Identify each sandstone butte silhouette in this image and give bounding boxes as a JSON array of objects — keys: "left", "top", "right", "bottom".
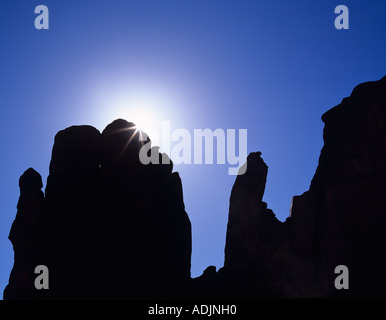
[{"left": 3, "top": 75, "right": 386, "bottom": 299}]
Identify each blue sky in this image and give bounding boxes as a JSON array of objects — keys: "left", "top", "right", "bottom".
[{"left": 1, "top": 0, "right": 385, "bottom": 298}]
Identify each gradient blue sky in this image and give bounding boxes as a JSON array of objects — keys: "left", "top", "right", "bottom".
[{"left": 1, "top": 0, "right": 385, "bottom": 298}]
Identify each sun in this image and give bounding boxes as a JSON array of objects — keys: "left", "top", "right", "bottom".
[
  {"left": 104, "top": 93, "right": 164, "bottom": 139},
  {"left": 92, "top": 83, "right": 179, "bottom": 146},
  {"left": 124, "top": 104, "right": 160, "bottom": 135},
  {"left": 121, "top": 105, "right": 162, "bottom": 146}
]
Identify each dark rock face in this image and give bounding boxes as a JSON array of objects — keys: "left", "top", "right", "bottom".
[
  {"left": 4, "top": 120, "right": 191, "bottom": 299},
  {"left": 306, "top": 75, "right": 386, "bottom": 297},
  {"left": 43, "top": 125, "right": 102, "bottom": 299},
  {"left": 222, "top": 152, "right": 289, "bottom": 297},
  {"left": 4, "top": 168, "right": 45, "bottom": 299},
  {"left": 4, "top": 76, "right": 386, "bottom": 299},
  {"left": 216, "top": 75, "right": 386, "bottom": 298},
  {"left": 99, "top": 120, "right": 191, "bottom": 298}
]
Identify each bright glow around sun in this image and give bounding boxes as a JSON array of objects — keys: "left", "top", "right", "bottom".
[
  {"left": 91, "top": 82, "right": 180, "bottom": 143},
  {"left": 122, "top": 104, "right": 160, "bottom": 134},
  {"left": 111, "top": 95, "right": 163, "bottom": 134}
]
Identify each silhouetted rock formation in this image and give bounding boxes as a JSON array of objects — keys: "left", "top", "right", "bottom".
[
  {"left": 4, "top": 120, "right": 191, "bottom": 299},
  {"left": 4, "top": 168, "right": 45, "bottom": 299},
  {"left": 222, "top": 152, "right": 290, "bottom": 297},
  {"left": 305, "top": 75, "right": 386, "bottom": 297},
  {"left": 4, "top": 75, "right": 386, "bottom": 299},
  {"left": 289, "top": 75, "right": 386, "bottom": 298},
  {"left": 201, "top": 75, "right": 386, "bottom": 299}
]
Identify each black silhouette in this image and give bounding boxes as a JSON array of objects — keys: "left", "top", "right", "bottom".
[{"left": 4, "top": 76, "right": 386, "bottom": 299}]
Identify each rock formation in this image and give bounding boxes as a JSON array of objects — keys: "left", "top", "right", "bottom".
[
  {"left": 204, "top": 75, "right": 386, "bottom": 298},
  {"left": 4, "top": 120, "right": 191, "bottom": 299},
  {"left": 4, "top": 168, "right": 45, "bottom": 299},
  {"left": 4, "top": 75, "right": 386, "bottom": 299},
  {"left": 222, "top": 152, "right": 291, "bottom": 297}
]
